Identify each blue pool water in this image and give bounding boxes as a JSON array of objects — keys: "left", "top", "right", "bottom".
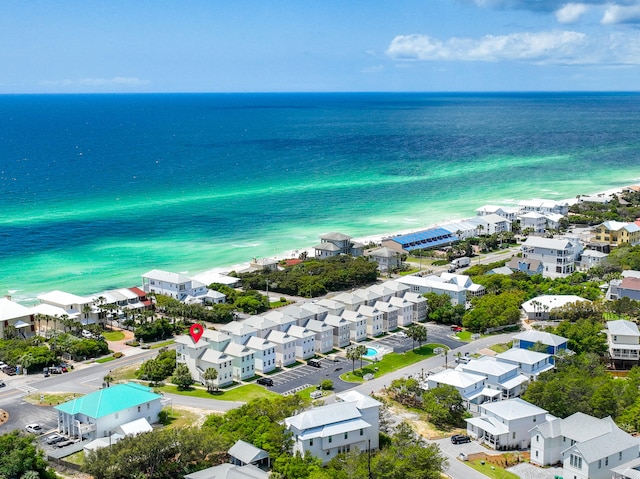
[{"left": 364, "top": 347, "right": 379, "bottom": 358}]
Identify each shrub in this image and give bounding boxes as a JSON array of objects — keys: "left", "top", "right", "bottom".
[{"left": 113, "top": 352, "right": 123, "bottom": 359}]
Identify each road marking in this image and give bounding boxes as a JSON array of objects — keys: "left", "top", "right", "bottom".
[
  {"left": 282, "top": 384, "right": 312, "bottom": 396},
  {"left": 17, "top": 385, "right": 37, "bottom": 393},
  {"left": 81, "top": 377, "right": 99, "bottom": 384}
]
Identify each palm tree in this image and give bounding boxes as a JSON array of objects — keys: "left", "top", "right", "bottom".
[
  {"left": 407, "top": 324, "right": 427, "bottom": 350},
  {"left": 203, "top": 367, "right": 219, "bottom": 393},
  {"left": 103, "top": 373, "right": 114, "bottom": 388},
  {"left": 355, "top": 344, "right": 367, "bottom": 370},
  {"left": 346, "top": 346, "right": 360, "bottom": 373}
]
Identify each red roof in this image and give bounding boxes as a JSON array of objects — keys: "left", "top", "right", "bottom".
[
  {"left": 621, "top": 277, "right": 640, "bottom": 292},
  {"left": 284, "top": 259, "right": 302, "bottom": 267}
]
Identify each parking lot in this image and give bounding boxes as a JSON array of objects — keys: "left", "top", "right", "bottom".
[
  {"left": 265, "top": 357, "right": 354, "bottom": 395},
  {"left": 0, "top": 398, "right": 58, "bottom": 436}
]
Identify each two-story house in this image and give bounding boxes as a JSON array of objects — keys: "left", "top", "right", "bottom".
[
  {"left": 520, "top": 237, "right": 583, "bottom": 277},
  {"left": 607, "top": 319, "right": 640, "bottom": 366},
  {"left": 1, "top": 297, "right": 35, "bottom": 339},
  {"left": 466, "top": 398, "right": 550, "bottom": 450},
  {"left": 459, "top": 357, "right": 528, "bottom": 399},
  {"left": 592, "top": 221, "right": 640, "bottom": 247},
  {"left": 426, "top": 369, "right": 499, "bottom": 409},
  {"left": 495, "top": 348, "right": 554, "bottom": 380}
]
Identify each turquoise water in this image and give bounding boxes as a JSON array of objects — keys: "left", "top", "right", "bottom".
[
  {"left": 364, "top": 347, "right": 379, "bottom": 358},
  {"left": 1, "top": 92, "right": 640, "bottom": 303}
]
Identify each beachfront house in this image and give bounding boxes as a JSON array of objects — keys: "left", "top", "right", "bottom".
[
  {"left": 518, "top": 199, "right": 569, "bottom": 216},
  {"left": 613, "top": 277, "right": 640, "bottom": 301},
  {"left": 475, "top": 205, "right": 518, "bottom": 221},
  {"left": 531, "top": 413, "right": 639, "bottom": 479},
  {"left": 141, "top": 269, "right": 210, "bottom": 302},
  {"left": 0, "top": 297, "right": 35, "bottom": 339},
  {"left": 313, "top": 232, "right": 364, "bottom": 258},
  {"left": 441, "top": 220, "right": 481, "bottom": 240},
  {"left": 466, "top": 398, "right": 549, "bottom": 450},
  {"left": 284, "top": 391, "right": 380, "bottom": 464},
  {"left": 381, "top": 227, "right": 457, "bottom": 254},
  {"left": 520, "top": 236, "right": 583, "bottom": 277},
  {"left": 37, "top": 290, "right": 100, "bottom": 327},
  {"left": 55, "top": 383, "right": 163, "bottom": 442},
  {"left": 468, "top": 214, "right": 512, "bottom": 235},
  {"left": 512, "top": 330, "right": 568, "bottom": 356},
  {"left": 607, "top": 319, "right": 640, "bottom": 366},
  {"left": 185, "top": 464, "right": 268, "bottom": 479},
  {"left": 521, "top": 295, "right": 590, "bottom": 321}
]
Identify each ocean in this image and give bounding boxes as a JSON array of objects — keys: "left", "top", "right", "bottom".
[{"left": 2, "top": 92, "right": 640, "bottom": 303}]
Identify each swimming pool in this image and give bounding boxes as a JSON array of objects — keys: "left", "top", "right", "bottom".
[{"left": 364, "top": 347, "right": 379, "bottom": 358}]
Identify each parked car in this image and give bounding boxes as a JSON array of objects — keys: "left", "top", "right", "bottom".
[
  {"left": 450, "top": 325, "right": 463, "bottom": 332},
  {"left": 25, "top": 424, "right": 43, "bottom": 434},
  {"left": 42, "top": 367, "right": 49, "bottom": 377},
  {"left": 396, "top": 331, "right": 408, "bottom": 338},
  {"left": 307, "top": 359, "right": 322, "bottom": 368},
  {"left": 257, "top": 377, "right": 274, "bottom": 387},
  {"left": 0, "top": 380, "right": 5, "bottom": 387},
  {"left": 451, "top": 434, "right": 471, "bottom": 444},
  {"left": 310, "top": 390, "right": 323, "bottom": 399},
  {"left": 50, "top": 367, "right": 62, "bottom": 374},
  {"left": 46, "top": 434, "right": 65, "bottom": 445},
  {"left": 81, "top": 330, "right": 93, "bottom": 339},
  {"left": 56, "top": 440, "right": 76, "bottom": 448}
]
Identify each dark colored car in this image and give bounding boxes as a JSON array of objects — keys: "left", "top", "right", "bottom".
[
  {"left": 257, "top": 377, "right": 274, "bottom": 387},
  {"left": 307, "top": 359, "right": 322, "bottom": 368},
  {"left": 42, "top": 367, "right": 50, "bottom": 377},
  {"left": 451, "top": 434, "right": 471, "bottom": 444},
  {"left": 56, "top": 440, "right": 75, "bottom": 448}
]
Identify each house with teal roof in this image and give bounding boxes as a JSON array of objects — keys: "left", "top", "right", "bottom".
[{"left": 55, "top": 382, "right": 163, "bottom": 441}]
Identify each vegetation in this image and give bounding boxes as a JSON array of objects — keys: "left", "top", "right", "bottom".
[
  {"left": 568, "top": 190, "right": 640, "bottom": 225},
  {"left": 423, "top": 293, "right": 465, "bottom": 325},
  {"left": 137, "top": 348, "right": 177, "bottom": 385},
  {"left": 0, "top": 338, "right": 56, "bottom": 373},
  {"left": 346, "top": 344, "right": 368, "bottom": 373},
  {"left": 0, "top": 430, "right": 58, "bottom": 479},
  {"left": 462, "top": 291, "right": 524, "bottom": 333},
  {"left": 406, "top": 323, "right": 427, "bottom": 349},
  {"left": 237, "top": 255, "right": 379, "bottom": 298},
  {"left": 171, "top": 363, "right": 194, "bottom": 390}
]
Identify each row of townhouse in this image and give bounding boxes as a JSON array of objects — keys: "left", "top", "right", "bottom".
[
  {"left": 427, "top": 347, "right": 555, "bottom": 409},
  {"left": 0, "top": 287, "right": 154, "bottom": 339},
  {"left": 394, "top": 272, "right": 485, "bottom": 306},
  {"left": 176, "top": 280, "right": 429, "bottom": 387},
  {"left": 465, "top": 397, "right": 640, "bottom": 479}
]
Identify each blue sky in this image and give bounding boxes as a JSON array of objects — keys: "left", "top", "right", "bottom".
[{"left": 2, "top": 0, "right": 640, "bottom": 93}]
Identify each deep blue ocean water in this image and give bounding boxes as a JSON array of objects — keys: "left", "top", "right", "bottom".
[{"left": 2, "top": 92, "right": 640, "bottom": 302}]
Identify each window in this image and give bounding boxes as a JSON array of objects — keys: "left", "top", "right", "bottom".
[
  {"left": 598, "top": 460, "right": 601, "bottom": 469},
  {"left": 620, "top": 452, "right": 623, "bottom": 461},
  {"left": 329, "top": 436, "right": 332, "bottom": 443},
  {"left": 606, "top": 457, "right": 608, "bottom": 466},
  {"left": 344, "top": 433, "right": 348, "bottom": 439},
  {"left": 536, "top": 435, "right": 539, "bottom": 442},
  {"left": 513, "top": 432, "right": 516, "bottom": 439},
  {"left": 535, "top": 451, "right": 538, "bottom": 458},
  {"left": 360, "top": 429, "right": 364, "bottom": 436},
  {"left": 137, "top": 406, "right": 141, "bottom": 412},
  {"left": 309, "top": 439, "right": 313, "bottom": 446}
]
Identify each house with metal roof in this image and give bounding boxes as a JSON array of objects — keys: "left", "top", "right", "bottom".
[
  {"left": 55, "top": 383, "right": 163, "bottom": 441},
  {"left": 495, "top": 348, "right": 554, "bottom": 379},
  {"left": 531, "top": 412, "right": 640, "bottom": 479},
  {"left": 381, "top": 227, "right": 457, "bottom": 253},
  {"left": 459, "top": 357, "right": 529, "bottom": 400},
  {"left": 467, "top": 214, "right": 512, "bottom": 235},
  {"left": 184, "top": 463, "right": 268, "bottom": 479},
  {"left": 285, "top": 391, "right": 380, "bottom": 464},
  {"left": 395, "top": 275, "right": 468, "bottom": 306},
  {"left": 521, "top": 294, "right": 590, "bottom": 321},
  {"left": 141, "top": 269, "right": 212, "bottom": 303},
  {"left": 520, "top": 236, "right": 583, "bottom": 277},
  {"left": 512, "top": 330, "right": 568, "bottom": 356},
  {"left": 228, "top": 439, "right": 270, "bottom": 468},
  {"left": 466, "top": 398, "right": 550, "bottom": 450},
  {"left": 592, "top": 220, "right": 640, "bottom": 247},
  {"left": 475, "top": 205, "right": 518, "bottom": 221},
  {"left": 0, "top": 297, "right": 35, "bottom": 339},
  {"left": 426, "top": 369, "right": 499, "bottom": 408},
  {"left": 612, "top": 457, "right": 640, "bottom": 479},
  {"left": 175, "top": 335, "right": 234, "bottom": 387},
  {"left": 242, "top": 315, "right": 279, "bottom": 339},
  {"left": 323, "top": 314, "right": 351, "bottom": 348},
  {"left": 365, "top": 246, "right": 402, "bottom": 272},
  {"left": 313, "top": 232, "right": 364, "bottom": 258},
  {"left": 607, "top": 320, "right": 640, "bottom": 366}
]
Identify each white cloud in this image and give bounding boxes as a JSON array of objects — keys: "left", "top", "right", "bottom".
[
  {"left": 555, "top": 3, "right": 589, "bottom": 23},
  {"left": 386, "top": 31, "right": 586, "bottom": 64},
  {"left": 602, "top": 4, "right": 640, "bottom": 23}
]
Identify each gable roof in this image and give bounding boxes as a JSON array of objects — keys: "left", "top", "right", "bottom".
[
  {"left": 512, "top": 330, "right": 567, "bottom": 347},
  {"left": 0, "top": 297, "right": 33, "bottom": 321},
  {"left": 480, "top": 398, "right": 547, "bottom": 420},
  {"left": 55, "top": 383, "right": 160, "bottom": 419},
  {"left": 496, "top": 348, "right": 552, "bottom": 365},
  {"left": 228, "top": 440, "right": 269, "bottom": 465},
  {"left": 285, "top": 402, "right": 362, "bottom": 431},
  {"left": 608, "top": 319, "right": 640, "bottom": 337},
  {"left": 142, "top": 269, "right": 191, "bottom": 284}
]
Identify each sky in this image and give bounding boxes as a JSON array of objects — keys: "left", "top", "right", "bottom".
[{"left": 2, "top": 0, "right": 640, "bottom": 93}]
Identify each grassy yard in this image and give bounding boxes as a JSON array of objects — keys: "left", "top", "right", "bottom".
[
  {"left": 151, "top": 340, "right": 175, "bottom": 349},
  {"left": 95, "top": 356, "right": 117, "bottom": 363},
  {"left": 110, "top": 363, "right": 140, "bottom": 382},
  {"left": 455, "top": 330, "right": 474, "bottom": 342},
  {"left": 489, "top": 342, "right": 511, "bottom": 354},
  {"left": 64, "top": 450, "right": 85, "bottom": 466},
  {"left": 102, "top": 330, "right": 125, "bottom": 341},
  {"left": 161, "top": 406, "right": 201, "bottom": 429},
  {"left": 154, "top": 383, "right": 281, "bottom": 401},
  {"left": 465, "top": 460, "right": 519, "bottom": 479},
  {"left": 340, "top": 343, "right": 444, "bottom": 383},
  {"left": 24, "top": 392, "right": 82, "bottom": 406}
]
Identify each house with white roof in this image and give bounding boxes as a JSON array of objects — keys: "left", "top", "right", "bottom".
[
  {"left": 495, "top": 348, "right": 554, "bottom": 380},
  {"left": 521, "top": 236, "right": 583, "bottom": 277},
  {"left": 476, "top": 205, "right": 518, "bottom": 221},
  {"left": 507, "top": 257, "right": 544, "bottom": 276},
  {"left": 518, "top": 199, "right": 569, "bottom": 216},
  {"left": 142, "top": 269, "right": 210, "bottom": 302},
  {"left": 184, "top": 464, "right": 268, "bottom": 479},
  {"left": 521, "top": 295, "right": 590, "bottom": 321},
  {"left": 388, "top": 296, "right": 414, "bottom": 327},
  {"left": 466, "top": 398, "right": 550, "bottom": 450},
  {"left": 373, "top": 301, "right": 399, "bottom": 332},
  {"left": 365, "top": 284, "right": 395, "bottom": 303},
  {"left": 314, "top": 298, "right": 346, "bottom": 316},
  {"left": 304, "top": 319, "right": 334, "bottom": 354},
  {"left": 426, "top": 369, "right": 499, "bottom": 408},
  {"left": 468, "top": 214, "right": 512, "bottom": 235},
  {"left": 459, "top": 357, "right": 529, "bottom": 399},
  {"left": 592, "top": 221, "right": 640, "bottom": 247},
  {"left": 300, "top": 303, "right": 329, "bottom": 322},
  {"left": 519, "top": 212, "right": 549, "bottom": 234},
  {"left": 441, "top": 220, "right": 482, "bottom": 240},
  {"left": 332, "top": 292, "right": 365, "bottom": 311},
  {"left": 175, "top": 335, "right": 234, "bottom": 387},
  {"left": 607, "top": 320, "right": 640, "bottom": 365},
  {"left": 512, "top": 330, "right": 568, "bottom": 356},
  {"left": 379, "top": 280, "right": 411, "bottom": 298},
  {"left": 285, "top": 391, "right": 380, "bottom": 464},
  {"left": 266, "top": 330, "right": 297, "bottom": 367},
  {"left": 353, "top": 288, "right": 382, "bottom": 307},
  {"left": 280, "top": 304, "right": 315, "bottom": 327},
  {"left": 218, "top": 321, "right": 257, "bottom": 345},
  {"left": 395, "top": 275, "right": 467, "bottom": 306},
  {"left": 262, "top": 310, "right": 297, "bottom": 332},
  {"left": 341, "top": 310, "right": 368, "bottom": 342},
  {"left": 402, "top": 292, "right": 428, "bottom": 322},
  {"left": 55, "top": 383, "right": 163, "bottom": 441},
  {"left": 579, "top": 249, "right": 609, "bottom": 271},
  {"left": 37, "top": 290, "right": 96, "bottom": 325},
  {"left": 200, "top": 329, "right": 232, "bottom": 351},
  {"left": 358, "top": 305, "right": 385, "bottom": 337},
  {"left": 242, "top": 315, "right": 279, "bottom": 339},
  {"left": 612, "top": 457, "right": 640, "bottom": 479},
  {"left": 245, "top": 336, "right": 276, "bottom": 374},
  {"left": 286, "top": 325, "right": 316, "bottom": 360},
  {"left": 324, "top": 314, "right": 351, "bottom": 348},
  {"left": 224, "top": 342, "right": 256, "bottom": 381},
  {"left": 0, "top": 297, "right": 35, "bottom": 339},
  {"left": 531, "top": 412, "right": 639, "bottom": 479}
]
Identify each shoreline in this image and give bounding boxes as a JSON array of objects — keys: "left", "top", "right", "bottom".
[
  {"left": 6, "top": 183, "right": 632, "bottom": 306},
  {"left": 190, "top": 184, "right": 629, "bottom": 284}
]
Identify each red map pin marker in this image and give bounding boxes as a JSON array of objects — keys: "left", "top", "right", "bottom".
[{"left": 189, "top": 323, "right": 204, "bottom": 343}]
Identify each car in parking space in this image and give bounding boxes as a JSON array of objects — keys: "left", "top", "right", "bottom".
[
  {"left": 257, "top": 377, "right": 274, "bottom": 386},
  {"left": 0, "top": 380, "right": 5, "bottom": 387},
  {"left": 450, "top": 325, "right": 463, "bottom": 332},
  {"left": 25, "top": 423, "right": 43, "bottom": 434},
  {"left": 307, "top": 359, "right": 322, "bottom": 368},
  {"left": 310, "top": 390, "right": 323, "bottom": 399},
  {"left": 45, "top": 433, "right": 66, "bottom": 445},
  {"left": 395, "top": 331, "right": 408, "bottom": 338},
  {"left": 451, "top": 434, "right": 471, "bottom": 444},
  {"left": 56, "top": 439, "right": 76, "bottom": 448}
]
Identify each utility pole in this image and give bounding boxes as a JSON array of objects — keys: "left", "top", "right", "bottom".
[{"left": 368, "top": 439, "right": 373, "bottom": 479}]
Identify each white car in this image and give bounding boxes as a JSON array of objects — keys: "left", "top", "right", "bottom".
[
  {"left": 81, "top": 330, "right": 93, "bottom": 338},
  {"left": 25, "top": 423, "right": 43, "bottom": 434},
  {"left": 396, "top": 331, "right": 408, "bottom": 338}
]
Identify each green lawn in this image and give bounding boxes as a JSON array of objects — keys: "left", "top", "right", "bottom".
[
  {"left": 456, "top": 331, "right": 473, "bottom": 342},
  {"left": 95, "top": 356, "right": 117, "bottom": 363},
  {"left": 465, "top": 460, "right": 519, "bottom": 479},
  {"left": 155, "top": 383, "right": 281, "bottom": 401},
  {"left": 24, "top": 392, "right": 83, "bottom": 406},
  {"left": 102, "top": 330, "right": 125, "bottom": 341},
  {"left": 151, "top": 340, "right": 175, "bottom": 349},
  {"left": 489, "top": 342, "right": 511, "bottom": 354},
  {"left": 340, "top": 343, "right": 444, "bottom": 383}
]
